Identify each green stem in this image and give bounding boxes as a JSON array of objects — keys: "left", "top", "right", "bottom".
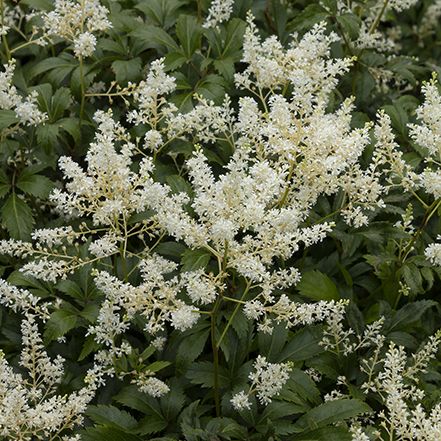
[
  {"left": 211, "top": 296, "right": 222, "bottom": 417},
  {"left": 10, "top": 38, "right": 41, "bottom": 55},
  {"left": 276, "top": 163, "right": 295, "bottom": 208},
  {"left": 369, "top": 0, "right": 390, "bottom": 34},
  {"left": 0, "top": 0, "right": 11, "bottom": 61},
  {"left": 216, "top": 283, "right": 251, "bottom": 349},
  {"left": 197, "top": 0, "right": 202, "bottom": 22},
  {"left": 400, "top": 199, "right": 441, "bottom": 264},
  {"left": 79, "top": 55, "right": 86, "bottom": 125}
]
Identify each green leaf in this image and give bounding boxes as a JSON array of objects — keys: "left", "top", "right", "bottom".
[
  {"left": 146, "top": 361, "right": 171, "bottom": 373},
  {"left": 16, "top": 172, "right": 54, "bottom": 198},
  {"left": 388, "top": 300, "right": 437, "bottom": 332},
  {"left": 186, "top": 361, "right": 229, "bottom": 388},
  {"left": 222, "top": 18, "right": 246, "bottom": 58},
  {"left": 82, "top": 427, "right": 142, "bottom": 441},
  {"left": 354, "top": 69, "right": 375, "bottom": 105},
  {"left": 51, "top": 87, "right": 72, "bottom": 120},
  {"left": 160, "top": 380, "right": 185, "bottom": 420},
  {"left": 195, "top": 74, "right": 225, "bottom": 103},
  {"left": 78, "top": 334, "right": 101, "bottom": 361},
  {"left": 166, "top": 174, "right": 193, "bottom": 195},
  {"left": 258, "top": 322, "right": 288, "bottom": 361},
  {"left": 135, "top": 0, "right": 184, "bottom": 29},
  {"left": 176, "top": 326, "right": 210, "bottom": 370},
  {"left": 0, "top": 169, "right": 10, "bottom": 198},
  {"left": 297, "top": 270, "right": 339, "bottom": 301},
  {"left": 86, "top": 405, "right": 138, "bottom": 430},
  {"left": 383, "top": 102, "right": 409, "bottom": 137},
  {"left": 399, "top": 263, "right": 423, "bottom": 295},
  {"left": 176, "top": 15, "right": 202, "bottom": 59},
  {"left": 57, "top": 279, "right": 84, "bottom": 300},
  {"left": 294, "top": 427, "right": 352, "bottom": 441},
  {"left": 1, "top": 194, "right": 34, "bottom": 239},
  {"left": 163, "top": 51, "right": 187, "bottom": 71},
  {"left": 0, "top": 110, "right": 19, "bottom": 130},
  {"left": 115, "top": 385, "right": 164, "bottom": 417},
  {"left": 131, "top": 25, "right": 179, "bottom": 53},
  {"left": 205, "top": 418, "right": 248, "bottom": 439},
  {"left": 111, "top": 58, "right": 142, "bottom": 83},
  {"left": 277, "top": 327, "right": 324, "bottom": 362},
  {"left": 29, "top": 55, "right": 77, "bottom": 83},
  {"left": 181, "top": 248, "right": 211, "bottom": 272},
  {"left": 292, "top": 399, "right": 371, "bottom": 432},
  {"left": 36, "top": 124, "right": 60, "bottom": 150},
  {"left": 259, "top": 401, "right": 305, "bottom": 422},
  {"left": 136, "top": 414, "right": 168, "bottom": 435},
  {"left": 336, "top": 13, "right": 361, "bottom": 39},
  {"left": 155, "top": 241, "right": 187, "bottom": 260},
  {"left": 20, "top": 0, "right": 52, "bottom": 10},
  {"left": 279, "top": 369, "right": 321, "bottom": 408},
  {"left": 58, "top": 117, "right": 81, "bottom": 143},
  {"left": 289, "top": 5, "right": 329, "bottom": 31},
  {"left": 44, "top": 309, "right": 78, "bottom": 342}
]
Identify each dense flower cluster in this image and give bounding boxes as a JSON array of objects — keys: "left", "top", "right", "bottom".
[
  {"left": 0, "top": 281, "right": 101, "bottom": 440},
  {"left": 231, "top": 355, "right": 292, "bottom": 409},
  {"left": 1, "top": 1, "right": 441, "bottom": 438},
  {"left": 0, "top": 60, "right": 46, "bottom": 126},
  {"left": 42, "top": 0, "right": 111, "bottom": 58}
]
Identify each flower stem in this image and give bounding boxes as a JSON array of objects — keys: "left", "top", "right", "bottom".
[{"left": 210, "top": 296, "right": 222, "bottom": 417}]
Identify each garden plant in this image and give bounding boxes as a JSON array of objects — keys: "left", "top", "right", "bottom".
[{"left": 1, "top": 0, "right": 441, "bottom": 439}]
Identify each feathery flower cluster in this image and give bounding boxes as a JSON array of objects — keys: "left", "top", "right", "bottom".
[
  {"left": 425, "top": 237, "right": 441, "bottom": 267},
  {"left": 0, "top": 280, "right": 101, "bottom": 440},
  {"left": 354, "top": 332, "right": 441, "bottom": 440},
  {"left": 0, "top": 2, "right": 23, "bottom": 36},
  {"left": 409, "top": 77, "right": 441, "bottom": 161},
  {"left": 42, "top": 0, "right": 111, "bottom": 58},
  {"left": 321, "top": 312, "right": 385, "bottom": 356},
  {"left": 0, "top": 15, "right": 392, "bottom": 346},
  {"left": 235, "top": 15, "right": 353, "bottom": 109},
  {"left": 231, "top": 356, "right": 292, "bottom": 409},
  {"left": 203, "top": 0, "right": 234, "bottom": 29},
  {"left": 127, "top": 58, "right": 176, "bottom": 127},
  {"left": 134, "top": 373, "right": 170, "bottom": 398},
  {"left": 406, "top": 78, "right": 441, "bottom": 268},
  {"left": 0, "top": 60, "right": 46, "bottom": 126},
  {"left": 88, "top": 254, "right": 205, "bottom": 344}
]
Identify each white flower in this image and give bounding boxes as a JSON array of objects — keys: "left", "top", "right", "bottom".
[
  {"left": 425, "top": 237, "right": 441, "bottom": 267},
  {"left": 73, "top": 31, "right": 97, "bottom": 58},
  {"left": 249, "top": 356, "right": 292, "bottom": 405},
  {"left": 0, "top": 60, "right": 47, "bottom": 126},
  {"left": 88, "top": 233, "right": 119, "bottom": 258},
  {"left": 170, "top": 304, "right": 199, "bottom": 331},
  {"left": 389, "top": 0, "right": 419, "bottom": 12},
  {"left": 43, "top": 0, "right": 111, "bottom": 59},
  {"left": 203, "top": 0, "right": 234, "bottom": 29},
  {"left": 0, "top": 314, "right": 99, "bottom": 440},
  {"left": 230, "top": 391, "right": 252, "bottom": 410},
  {"left": 151, "top": 336, "right": 167, "bottom": 351},
  {"left": 135, "top": 375, "right": 169, "bottom": 397},
  {"left": 181, "top": 269, "right": 219, "bottom": 305},
  {"left": 14, "top": 91, "right": 47, "bottom": 125},
  {"left": 409, "top": 77, "right": 441, "bottom": 159},
  {"left": 127, "top": 59, "right": 176, "bottom": 126},
  {"left": 350, "top": 426, "right": 371, "bottom": 441},
  {"left": 421, "top": 170, "right": 441, "bottom": 199}
]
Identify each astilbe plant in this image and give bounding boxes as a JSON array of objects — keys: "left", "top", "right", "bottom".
[
  {"left": 1, "top": 0, "right": 441, "bottom": 439},
  {"left": 0, "top": 14, "right": 383, "bottom": 427},
  {"left": 0, "top": 282, "right": 103, "bottom": 441}
]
